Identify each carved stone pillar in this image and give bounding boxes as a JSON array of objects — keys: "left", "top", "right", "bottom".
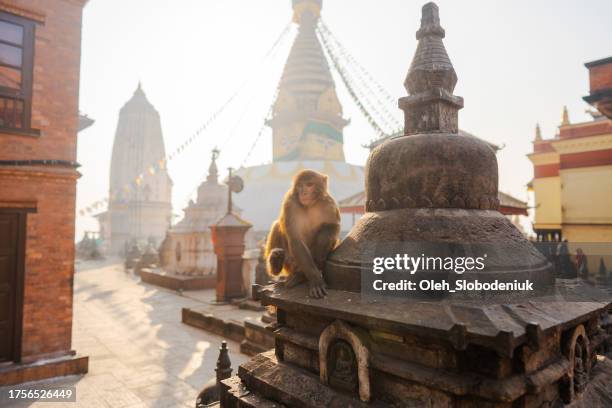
[{"left": 210, "top": 213, "right": 251, "bottom": 303}]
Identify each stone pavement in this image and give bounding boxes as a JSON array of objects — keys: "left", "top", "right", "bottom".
[{"left": 0, "top": 259, "right": 247, "bottom": 408}]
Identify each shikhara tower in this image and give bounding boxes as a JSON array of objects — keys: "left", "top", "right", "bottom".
[
  {"left": 268, "top": 0, "right": 348, "bottom": 162},
  {"left": 103, "top": 84, "right": 173, "bottom": 254}
]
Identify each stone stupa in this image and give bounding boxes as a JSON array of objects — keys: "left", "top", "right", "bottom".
[{"left": 219, "top": 3, "right": 612, "bottom": 407}]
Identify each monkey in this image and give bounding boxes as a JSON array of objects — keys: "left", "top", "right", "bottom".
[{"left": 265, "top": 169, "right": 340, "bottom": 298}]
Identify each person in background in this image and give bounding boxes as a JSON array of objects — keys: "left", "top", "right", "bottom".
[
  {"left": 575, "top": 248, "right": 589, "bottom": 280},
  {"left": 557, "top": 239, "right": 576, "bottom": 278}
]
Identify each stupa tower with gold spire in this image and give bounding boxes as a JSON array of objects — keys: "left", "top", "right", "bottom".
[
  {"left": 234, "top": 0, "right": 364, "bottom": 234},
  {"left": 267, "top": 0, "right": 349, "bottom": 162}
]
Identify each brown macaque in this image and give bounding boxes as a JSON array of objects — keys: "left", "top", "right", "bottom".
[{"left": 265, "top": 169, "right": 340, "bottom": 298}]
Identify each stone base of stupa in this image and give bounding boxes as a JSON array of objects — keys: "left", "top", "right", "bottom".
[
  {"left": 219, "top": 351, "right": 612, "bottom": 408},
  {"left": 219, "top": 284, "right": 612, "bottom": 407}
]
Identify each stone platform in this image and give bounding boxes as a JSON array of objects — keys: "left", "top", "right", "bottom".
[
  {"left": 140, "top": 268, "right": 216, "bottom": 291},
  {"left": 221, "top": 282, "right": 611, "bottom": 406},
  {"left": 222, "top": 350, "right": 612, "bottom": 407},
  {"left": 181, "top": 289, "right": 275, "bottom": 356}
]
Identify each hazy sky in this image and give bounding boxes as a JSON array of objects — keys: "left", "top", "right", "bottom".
[{"left": 76, "top": 0, "right": 612, "bottom": 238}]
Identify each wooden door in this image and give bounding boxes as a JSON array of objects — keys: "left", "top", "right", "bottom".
[{"left": 0, "top": 212, "right": 24, "bottom": 363}]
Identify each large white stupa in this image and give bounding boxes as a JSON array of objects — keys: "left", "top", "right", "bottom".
[{"left": 233, "top": 0, "right": 365, "bottom": 235}]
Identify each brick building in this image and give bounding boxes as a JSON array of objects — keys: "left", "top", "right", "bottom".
[
  {"left": 0, "top": 0, "right": 88, "bottom": 385},
  {"left": 528, "top": 57, "right": 612, "bottom": 245},
  {"left": 583, "top": 56, "right": 612, "bottom": 119}
]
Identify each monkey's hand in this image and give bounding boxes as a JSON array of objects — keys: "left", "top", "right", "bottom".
[
  {"left": 307, "top": 273, "right": 328, "bottom": 299},
  {"left": 267, "top": 248, "right": 285, "bottom": 275}
]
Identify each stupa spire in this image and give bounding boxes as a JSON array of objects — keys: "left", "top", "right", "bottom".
[
  {"left": 561, "top": 105, "right": 570, "bottom": 126},
  {"left": 207, "top": 147, "right": 220, "bottom": 183},
  {"left": 267, "top": 0, "right": 347, "bottom": 162},
  {"left": 535, "top": 123, "right": 542, "bottom": 141},
  {"left": 292, "top": 0, "right": 322, "bottom": 25},
  {"left": 281, "top": 0, "right": 332, "bottom": 92},
  {"left": 134, "top": 80, "right": 145, "bottom": 96},
  {"left": 399, "top": 2, "right": 464, "bottom": 135},
  {"left": 125, "top": 81, "right": 154, "bottom": 111}
]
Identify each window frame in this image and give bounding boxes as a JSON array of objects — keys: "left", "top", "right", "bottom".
[{"left": 0, "top": 11, "right": 37, "bottom": 136}]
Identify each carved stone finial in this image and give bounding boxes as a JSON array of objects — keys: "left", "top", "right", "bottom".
[
  {"left": 418, "top": 2, "right": 442, "bottom": 34},
  {"left": 561, "top": 105, "right": 570, "bottom": 126},
  {"left": 207, "top": 148, "right": 220, "bottom": 183},
  {"left": 196, "top": 341, "right": 233, "bottom": 407},
  {"left": 399, "top": 2, "right": 463, "bottom": 135},
  {"left": 535, "top": 123, "right": 542, "bottom": 141},
  {"left": 215, "top": 341, "right": 232, "bottom": 383}
]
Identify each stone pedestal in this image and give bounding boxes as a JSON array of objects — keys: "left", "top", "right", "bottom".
[
  {"left": 222, "top": 284, "right": 610, "bottom": 407},
  {"left": 210, "top": 213, "right": 251, "bottom": 303}
]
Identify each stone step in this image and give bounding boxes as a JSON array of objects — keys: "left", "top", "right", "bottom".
[
  {"left": 235, "top": 299, "right": 267, "bottom": 312},
  {"left": 240, "top": 319, "right": 275, "bottom": 356},
  {"left": 140, "top": 268, "right": 216, "bottom": 291},
  {"left": 221, "top": 375, "right": 286, "bottom": 408},
  {"left": 223, "top": 351, "right": 384, "bottom": 408},
  {"left": 182, "top": 307, "right": 245, "bottom": 343},
  {"left": 183, "top": 303, "right": 276, "bottom": 355}
]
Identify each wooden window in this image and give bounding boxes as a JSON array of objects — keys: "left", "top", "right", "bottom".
[{"left": 0, "top": 12, "right": 36, "bottom": 134}]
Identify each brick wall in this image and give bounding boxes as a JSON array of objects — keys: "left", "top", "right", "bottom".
[
  {"left": 588, "top": 61, "right": 612, "bottom": 94},
  {"left": 0, "top": 0, "right": 83, "bottom": 162},
  {"left": 559, "top": 119, "right": 612, "bottom": 140},
  {"left": 0, "top": 0, "right": 86, "bottom": 363},
  {"left": 533, "top": 140, "right": 555, "bottom": 153}
]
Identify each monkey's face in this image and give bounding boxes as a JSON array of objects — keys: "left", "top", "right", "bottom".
[{"left": 296, "top": 179, "right": 318, "bottom": 207}]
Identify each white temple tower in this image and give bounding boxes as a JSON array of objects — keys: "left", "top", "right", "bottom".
[{"left": 102, "top": 84, "right": 173, "bottom": 254}]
